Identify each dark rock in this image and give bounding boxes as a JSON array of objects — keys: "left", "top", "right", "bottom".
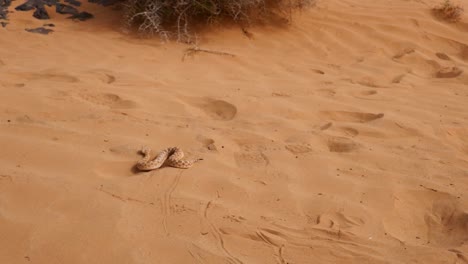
[
  {"left": 1, "top": 0, "right": 11, "bottom": 9},
  {"left": 1, "top": 0, "right": 12, "bottom": 19},
  {"left": 1, "top": 0, "right": 12, "bottom": 6},
  {"left": 43, "top": 0, "right": 57, "bottom": 6},
  {"left": 1, "top": 21, "right": 7, "bottom": 27},
  {"left": 15, "top": 0, "right": 55, "bottom": 12},
  {"left": 64, "top": 0, "right": 81, "bottom": 6},
  {"left": 0, "top": 10, "right": 7, "bottom": 20},
  {"left": 33, "top": 5, "right": 49, "bottom": 19},
  {"left": 15, "top": 0, "right": 38, "bottom": 11},
  {"left": 25, "top": 27, "right": 53, "bottom": 34},
  {"left": 15, "top": 0, "right": 58, "bottom": 22},
  {"left": 89, "top": 0, "right": 118, "bottom": 6},
  {"left": 43, "top": 23, "right": 55, "bottom": 27},
  {"left": 68, "top": 11, "right": 93, "bottom": 21},
  {"left": 56, "top": 3, "right": 78, "bottom": 15}
]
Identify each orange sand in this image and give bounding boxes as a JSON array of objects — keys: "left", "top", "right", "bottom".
[{"left": 1, "top": 0, "right": 468, "bottom": 263}]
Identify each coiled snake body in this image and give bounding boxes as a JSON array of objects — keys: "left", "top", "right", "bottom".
[{"left": 136, "top": 147, "right": 202, "bottom": 171}]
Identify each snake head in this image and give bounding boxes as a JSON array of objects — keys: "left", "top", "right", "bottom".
[{"left": 139, "top": 147, "right": 151, "bottom": 155}]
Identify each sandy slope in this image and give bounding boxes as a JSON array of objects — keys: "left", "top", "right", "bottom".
[{"left": 1, "top": 0, "right": 468, "bottom": 263}]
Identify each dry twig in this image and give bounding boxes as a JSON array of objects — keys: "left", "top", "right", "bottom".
[{"left": 182, "top": 46, "right": 237, "bottom": 61}]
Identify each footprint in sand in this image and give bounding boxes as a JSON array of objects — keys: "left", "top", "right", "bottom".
[
  {"left": 316, "top": 212, "right": 365, "bottom": 229},
  {"left": 82, "top": 70, "right": 117, "bottom": 84},
  {"left": 272, "top": 92, "right": 291, "bottom": 97},
  {"left": 355, "top": 77, "right": 384, "bottom": 88},
  {"left": 320, "top": 122, "right": 333, "bottom": 131},
  {"left": 200, "top": 98, "right": 237, "bottom": 121},
  {"left": 392, "top": 74, "right": 405, "bottom": 84},
  {"left": 21, "top": 71, "right": 79, "bottom": 83},
  {"left": 327, "top": 136, "right": 359, "bottom": 153},
  {"left": 460, "top": 44, "right": 468, "bottom": 61},
  {"left": 385, "top": 191, "right": 468, "bottom": 248},
  {"left": 79, "top": 93, "right": 137, "bottom": 109},
  {"left": 197, "top": 135, "right": 217, "bottom": 151},
  {"left": 285, "top": 144, "right": 313, "bottom": 154},
  {"left": 320, "top": 111, "right": 384, "bottom": 123},
  {"left": 337, "top": 127, "right": 359, "bottom": 137},
  {"left": 351, "top": 90, "right": 382, "bottom": 101},
  {"left": 106, "top": 74, "right": 116, "bottom": 84},
  {"left": 393, "top": 48, "right": 415, "bottom": 59},
  {"left": 311, "top": 69, "right": 325, "bottom": 75},
  {"left": 234, "top": 152, "right": 269, "bottom": 168},
  {"left": 435, "top": 67, "right": 463, "bottom": 78},
  {"left": 426, "top": 197, "right": 468, "bottom": 247},
  {"left": 361, "top": 90, "right": 377, "bottom": 96},
  {"left": 435, "top": 52, "right": 451, "bottom": 61}
]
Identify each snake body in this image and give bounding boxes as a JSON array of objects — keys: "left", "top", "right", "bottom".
[{"left": 137, "top": 147, "right": 202, "bottom": 171}]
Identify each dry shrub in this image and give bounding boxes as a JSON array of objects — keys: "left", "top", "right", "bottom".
[
  {"left": 122, "top": 0, "right": 314, "bottom": 41},
  {"left": 432, "top": 0, "right": 464, "bottom": 22}
]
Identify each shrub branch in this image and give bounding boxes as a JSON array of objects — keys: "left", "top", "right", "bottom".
[{"left": 122, "top": 0, "right": 314, "bottom": 41}]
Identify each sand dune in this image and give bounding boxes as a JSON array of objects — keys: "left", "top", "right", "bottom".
[{"left": 1, "top": 0, "right": 468, "bottom": 263}]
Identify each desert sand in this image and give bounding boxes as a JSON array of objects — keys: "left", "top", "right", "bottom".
[{"left": 1, "top": 0, "right": 468, "bottom": 263}]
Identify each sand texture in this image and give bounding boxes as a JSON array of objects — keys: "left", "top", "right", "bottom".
[{"left": 1, "top": 0, "right": 468, "bottom": 263}]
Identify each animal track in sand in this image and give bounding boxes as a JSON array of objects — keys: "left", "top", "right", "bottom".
[
  {"left": 272, "top": 92, "right": 291, "bottom": 97},
  {"left": 392, "top": 74, "right": 405, "bottom": 84},
  {"left": 392, "top": 50, "right": 444, "bottom": 77},
  {"left": 460, "top": 44, "right": 468, "bottom": 61},
  {"left": 393, "top": 48, "right": 415, "bottom": 59},
  {"left": 337, "top": 127, "right": 359, "bottom": 137},
  {"left": 351, "top": 90, "right": 382, "bottom": 101},
  {"left": 441, "top": 126, "right": 468, "bottom": 156},
  {"left": 285, "top": 144, "right": 313, "bottom": 154},
  {"left": 198, "top": 98, "right": 237, "bottom": 121},
  {"left": 320, "top": 122, "right": 333, "bottom": 131},
  {"left": 435, "top": 67, "right": 463, "bottom": 78},
  {"left": 326, "top": 136, "right": 359, "bottom": 153},
  {"left": 316, "top": 213, "right": 365, "bottom": 229},
  {"left": 171, "top": 204, "right": 196, "bottom": 214},
  {"left": 311, "top": 69, "right": 325, "bottom": 75},
  {"left": 105, "top": 74, "right": 116, "bottom": 84},
  {"left": 385, "top": 191, "right": 468, "bottom": 248},
  {"left": 426, "top": 197, "right": 468, "bottom": 247},
  {"left": 20, "top": 71, "right": 79, "bottom": 83},
  {"left": 79, "top": 93, "right": 137, "bottom": 109},
  {"left": 327, "top": 123, "right": 419, "bottom": 139},
  {"left": 197, "top": 135, "right": 217, "bottom": 151},
  {"left": 235, "top": 136, "right": 283, "bottom": 152},
  {"left": 435, "top": 52, "right": 450, "bottom": 60},
  {"left": 355, "top": 77, "right": 384, "bottom": 88},
  {"left": 223, "top": 215, "right": 246, "bottom": 223},
  {"left": 234, "top": 152, "right": 269, "bottom": 168},
  {"left": 202, "top": 201, "right": 242, "bottom": 263},
  {"left": 361, "top": 90, "right": 377, "bottom": 96},
  {"left": 383, "top": 188, "right": 468, "bottom": 249},
  {"left": 82, "top": 70, "right": 117, "bottom": 84},
  {"left": 320, "top": 111, "right": 384, "bottom": 123},
  {"left": 101, "top": 93, "right": 137, "bottom": 108}
]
